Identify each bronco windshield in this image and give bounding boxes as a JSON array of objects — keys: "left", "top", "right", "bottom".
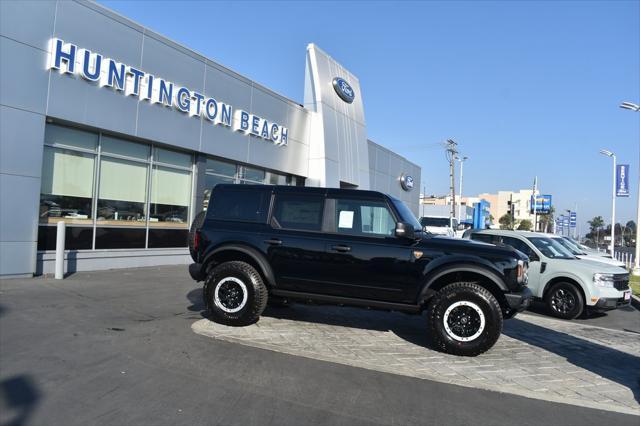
[
  {"left": 526, "top": 237, "right": 576, "bottom": 259},
  {"left": 390, "top": 198, "right": 423, "bottom": 231}
]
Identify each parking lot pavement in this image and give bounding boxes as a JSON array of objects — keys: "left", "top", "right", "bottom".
[
  {"left": 194, "top": 301, "right": 640, "bottom": 415},
  {"left": 1, "top": 266, "right": 639, "bottom": 426},
  {"left": 525, "top": 301, "right": 640, "bottom": 334}
]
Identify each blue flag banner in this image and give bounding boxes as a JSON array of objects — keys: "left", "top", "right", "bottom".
[
  {"left": 616, "top": 164, "right": 630, "bottom": 197},
  {"left": 569, "top": 212, "right": 576, "bottom": 228}
]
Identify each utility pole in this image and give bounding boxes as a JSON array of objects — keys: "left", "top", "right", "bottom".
[
  {"left": 445, "top": 139, "right": 458, "bottom": 221},
  {"left": 457, "top": 156, "right": 468, "bottom": 222}
]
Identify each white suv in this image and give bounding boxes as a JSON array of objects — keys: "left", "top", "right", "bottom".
[
  {"left": 466, "top": 230, "right": 631, "bottom": 319},
  {"left": 551, "top": 236, "right": 626, "bottom": 268},
  {"left": 420, "top": 216, "right": 456, "bottom": 238}
]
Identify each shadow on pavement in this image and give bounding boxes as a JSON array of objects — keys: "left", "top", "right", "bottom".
[
  {"left": 503, "top": 319, "right": 640, "bottom": 405},
  {"left": 0, "top": 375, "right": 41, "bottom": 426},
  {"left": 186, "top": 288, "right": 206, "bottom": 314}
]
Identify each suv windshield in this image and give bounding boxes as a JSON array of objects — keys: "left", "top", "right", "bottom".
[
  {"left": 420, "top": 217, "right": 450, "bottom": 227},
  {"left": 526, "top": 237, "right": 576, "bottom": 259},
  {"left": 553, "top": 238, "right": 585, "bottom": 255},
  {"left": 390, "top": 198, "right": 422, "bottom": 231}
]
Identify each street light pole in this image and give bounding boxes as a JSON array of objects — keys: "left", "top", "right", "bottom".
[
  {"left": 599, "top": 149, "right": 616, "bottom": 257},
  {"left": 620, "top": 101, "right": 640, "bottom": 275}
]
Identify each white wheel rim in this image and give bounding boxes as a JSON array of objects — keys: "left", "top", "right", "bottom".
[
  {"left": 443, "top": 301, "right": 486, "bottom": 342},
  {"left": 214, "top": 277, "right": 248, "bottom": 313}
]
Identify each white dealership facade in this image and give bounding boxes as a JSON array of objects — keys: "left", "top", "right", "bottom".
[{"left": 0, "top": 0, "right": 421, "bottom": 277}]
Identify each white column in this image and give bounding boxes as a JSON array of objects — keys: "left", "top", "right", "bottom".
[{"left": 55, "top": 221, "right": 66, "bottom": 280}]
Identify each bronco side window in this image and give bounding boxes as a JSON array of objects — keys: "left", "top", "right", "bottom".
[
  {"left": 208, "top": 188, "right": 269, "bottom": 223},
  {"left": 271, "top": 194, "right": 324, "bottom": 231},
  {"left": 332, "top": 198, "right": 396, "bottom": 237}
]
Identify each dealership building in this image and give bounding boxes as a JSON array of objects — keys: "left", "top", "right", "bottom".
[{"left": 0, "top": 0, "right": 421, "bottom": 278}]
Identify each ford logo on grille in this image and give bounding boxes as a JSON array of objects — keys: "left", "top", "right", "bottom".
[{"left": 332, "top": 77, "right": 355, "bottom": 104}]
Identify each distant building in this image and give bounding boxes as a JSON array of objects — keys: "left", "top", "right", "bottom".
[
  {"left": 476, "top": 190, "right": 539, "bottom": 223},
  {"left": 421, "top": 189, "right": 546, "bottom": 227}
]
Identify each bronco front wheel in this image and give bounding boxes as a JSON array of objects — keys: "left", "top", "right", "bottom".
[{"left": 427, "top": 282, "right": 503, "bottom": 356}]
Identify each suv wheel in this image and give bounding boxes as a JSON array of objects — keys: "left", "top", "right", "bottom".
[
  {"left": 188, "top": 211, "right": 207, "bottom": 262},
  {"left": 545, "top": 282, "right": 584, "bottom": 320},
  {"left": 427, "top": 282, "right": 503, "bottom": 356},
  {"left": 205, "top": 261, "right": 268, "bottom": 326}
]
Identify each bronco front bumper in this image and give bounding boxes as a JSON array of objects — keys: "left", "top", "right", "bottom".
[{"left": 505, "top": 287, "right": 533, "bottom": 313}]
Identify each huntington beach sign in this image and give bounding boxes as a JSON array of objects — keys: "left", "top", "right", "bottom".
[{"left": 47, "top": 38, "right": 289, "bottom": 146}]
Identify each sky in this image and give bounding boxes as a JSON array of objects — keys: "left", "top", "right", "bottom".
[{"left": 100, "top": 0, "right": 640, "bottom": 234}]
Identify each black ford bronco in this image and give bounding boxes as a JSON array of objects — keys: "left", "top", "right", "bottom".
[{"left": 188, "top": 184, "right": 532, "bottom": 356}]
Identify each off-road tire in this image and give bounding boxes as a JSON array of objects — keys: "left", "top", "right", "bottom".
[
  {"left": 205, "top": 261, "right": 268, "bottom": 326},
  {"left": 427, "top": 282, "right": 503, "bottom": 356},
  {"left": 545, "top": 282, "right": 584, "bottom": 320},
  {"left": 188, "top": 211, "right": 207, "bottom": 261}
]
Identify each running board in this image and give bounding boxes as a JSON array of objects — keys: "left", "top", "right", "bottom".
[{"left": 270, "top": 289, "right": 421, "bottom": 314}]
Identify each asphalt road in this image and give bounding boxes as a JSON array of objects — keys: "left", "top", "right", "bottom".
[{"left": 1, "top": 266, "right": 638, "bottom": 426}]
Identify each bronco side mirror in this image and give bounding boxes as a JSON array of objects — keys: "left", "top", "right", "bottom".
[
  {"left": 529, "top": 253, "right": 540, "bottom": 262},
  {"left": 395, "top": 222, "right": 416, "bottom": 239}
]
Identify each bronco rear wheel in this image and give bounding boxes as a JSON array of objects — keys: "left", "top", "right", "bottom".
[
  {"left": 427, "top": 282, "right": 503, "bottom": 356},
  {"left": 205, "top": 261, "right": 268, "bottom": 326}
]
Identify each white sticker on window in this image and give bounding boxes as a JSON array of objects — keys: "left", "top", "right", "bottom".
[{"left": 338, "top": 211, "right": 354, "bottom": 229}]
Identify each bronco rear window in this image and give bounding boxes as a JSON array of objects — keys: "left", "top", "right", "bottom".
[{"left": 208, "top": 188, "right": 270, "bottom": 223}]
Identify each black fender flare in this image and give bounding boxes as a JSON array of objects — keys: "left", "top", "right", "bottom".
[
  {"left": 417, "top": 262, "right": 508, "bottom": 304},
  {"left": 202, "top": 243, "right": 276, "bottom": 287}
]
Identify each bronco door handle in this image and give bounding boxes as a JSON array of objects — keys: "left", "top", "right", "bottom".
[
  {"left": 264, "top": 238, "right": 282, "bottom": 246},
  {"left": 331, "top": 245, "right": 351, "bottom": 252}
]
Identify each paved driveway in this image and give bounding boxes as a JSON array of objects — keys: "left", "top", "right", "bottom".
[
  {"left": 194, "top": 296, "right": 640, "bottom": 414},
  {"left": 1, "top": 265, "right": 639, "bottom": 425}
]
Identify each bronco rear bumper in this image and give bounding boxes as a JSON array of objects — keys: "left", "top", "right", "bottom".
[
  {"left": 189, "top": 263, "right": 206, "bottom": 282},
  {"left": 505, "top": 287, "right": 533, "bottom": 313}
]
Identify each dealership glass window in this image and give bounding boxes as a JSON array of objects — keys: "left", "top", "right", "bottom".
[
  {"left": 149, "top": 148, "right": 192, "bottom": 228},
  {"left": 97, "top": 156, "right": 148, "bottom": 225},
  {"left": 206, "top": 158, "right": 237, "bottom": 177},
  {"left": 102, "top": 136, "right": 150, "bottom": 160},
  {"left": 240, "top": 166, "right": 265, "bottom": 184},
  {"left": 39, "top": 146, "right": 95, "bottom": 225},
  {"left": 266, "top": 172, "right": 288, "bottom": 185},
  {"left": 44, "top": 124, "right": 98, "bottom": 151}
]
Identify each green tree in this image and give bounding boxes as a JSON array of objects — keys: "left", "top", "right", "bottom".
[
  {"left": 587, "top": 216, "right": 605, "bottom": 245},
  {"left": 517, "top": 219, "right": 533, "bottom": 231},
  {"left": 498, "top": 213, "right": 516, "bottom": 230}
]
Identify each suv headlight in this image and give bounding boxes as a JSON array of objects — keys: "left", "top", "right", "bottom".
[{"left": 593, "top": 273, "right": 615, "bottom": 288}]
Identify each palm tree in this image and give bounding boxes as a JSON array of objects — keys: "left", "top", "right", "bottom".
[{"left": 588, "top": 216, "right": 605, "bottom": 245}]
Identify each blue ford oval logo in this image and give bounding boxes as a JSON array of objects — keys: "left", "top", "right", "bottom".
[
  {"left": 332, "top": 77, "right": 355, "bottom": 104},
  {"left": 400, "top": 174, "right": 414, "bottom": 191}
]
